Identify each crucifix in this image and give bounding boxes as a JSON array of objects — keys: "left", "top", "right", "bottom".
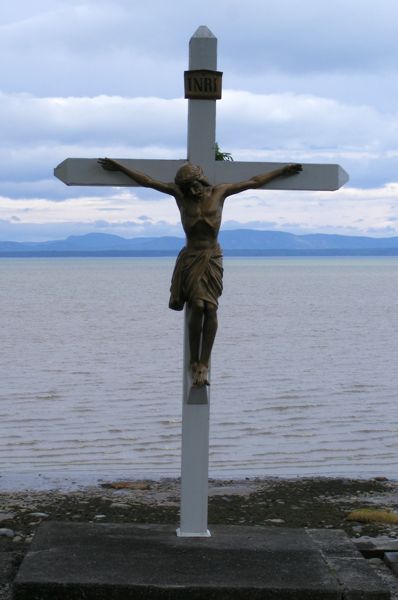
[{"left": 55, "top": 26, "right": 348, "bottom": 538}]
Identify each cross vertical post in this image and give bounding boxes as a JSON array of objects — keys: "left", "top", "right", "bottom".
[{"left": 177, "top": 26, "right": 218, "bottom": 538}]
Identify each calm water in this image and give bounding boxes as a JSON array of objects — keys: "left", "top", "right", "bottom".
[{"left": 0, "top": 257, "right": 397, "bottom": 488}]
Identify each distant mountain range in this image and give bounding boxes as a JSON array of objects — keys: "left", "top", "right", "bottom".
[{"left": 1, "top": 230, "right": 398, "bottom": 256}]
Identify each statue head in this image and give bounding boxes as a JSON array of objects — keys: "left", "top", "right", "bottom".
[{"left": 174, "top": 163, "right": 210, "bottom": 190}]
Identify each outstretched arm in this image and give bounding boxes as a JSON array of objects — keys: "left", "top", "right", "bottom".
[
  {"left": 220, "top": 163, "right": 302, "bottom": 198},
  {"left": 98, "top": 158, "right": 179, "bottom": 196}
]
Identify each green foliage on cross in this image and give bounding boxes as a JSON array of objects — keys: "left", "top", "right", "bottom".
[{"left": 214, "top": 142, "right": 233, "bottom": 162}]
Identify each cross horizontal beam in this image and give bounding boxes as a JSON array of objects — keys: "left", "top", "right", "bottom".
[
  {"left": 55, "top": 158, "right": 348, "bottom": 191},
  {"left": 214, "top": 161, "right": 349, "bottom": 191},
  {"left": 54, "top": 158, "right": 186, "bottom": 188}
]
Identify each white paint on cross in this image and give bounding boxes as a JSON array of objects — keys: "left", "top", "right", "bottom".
[{"left": 55, "top": 25, "right": 349, "bottom": 538}]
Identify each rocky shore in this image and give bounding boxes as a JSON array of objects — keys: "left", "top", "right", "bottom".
[{"left": 1, "top": 476, "right": 398, "bottom": 599}]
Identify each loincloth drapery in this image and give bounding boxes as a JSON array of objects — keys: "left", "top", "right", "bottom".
[{"left": 169, "top": 244, "right": 223, "bottom": 311}]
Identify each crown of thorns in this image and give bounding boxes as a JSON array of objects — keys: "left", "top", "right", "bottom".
[{"left": 174, "top": 163, "right": 209, "bottom": 186}]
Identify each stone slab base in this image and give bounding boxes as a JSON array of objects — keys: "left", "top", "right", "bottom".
[{"left": 13, "top": 523, "right": 390, "bottom": 599}]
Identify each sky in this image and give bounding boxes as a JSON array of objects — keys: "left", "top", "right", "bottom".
[{"left": 1, "top": 0, "right": 398, "bottom": 242}]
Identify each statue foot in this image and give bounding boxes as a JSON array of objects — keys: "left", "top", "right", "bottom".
[{"left": 191, "top": 362, "right": 210, "bottom": 387}]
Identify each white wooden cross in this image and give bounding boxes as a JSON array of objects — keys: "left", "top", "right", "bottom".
[{"left": 55, "top": 25, "right": 349, "bottom": 538}]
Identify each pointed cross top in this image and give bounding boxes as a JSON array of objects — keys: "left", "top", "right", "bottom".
[
  {"left": 191, "top": 26, "right": 216, "bottom": 39},
  {"left": 189, "top": 26, "right": 217, "bottom": 72}
]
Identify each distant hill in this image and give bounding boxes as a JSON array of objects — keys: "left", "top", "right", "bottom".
[
  {"left": 1, "top": 230, "right": 398, "bottom": 256},
  {"left": 221, "top": 230, "right": 398, "bottom": 250}
]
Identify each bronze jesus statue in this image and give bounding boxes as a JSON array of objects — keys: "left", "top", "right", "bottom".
[{"left": 98, "top": 158, "right": 302, "bottom": 387}]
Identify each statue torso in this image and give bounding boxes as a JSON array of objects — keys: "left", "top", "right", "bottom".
[{"left": 177, "top": 186, "right": 224, "bottom": 250}]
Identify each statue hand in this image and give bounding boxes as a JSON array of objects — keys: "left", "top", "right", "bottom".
[
  {"left": 281, "top": 163, "right": 302, "bottom": 176},
  {"left": 98, "top": 157, "right": 121, "bottom": 172}
]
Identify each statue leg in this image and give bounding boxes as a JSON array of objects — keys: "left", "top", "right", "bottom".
[
  {"left": 200, "top": 303, "right": 218, "bottom": 368},
  {"left": 191, "top": 302, "right": 217, "bottom": 387},
  {"left": 188, "top": 299, "right": 205, "bottom": 367}
]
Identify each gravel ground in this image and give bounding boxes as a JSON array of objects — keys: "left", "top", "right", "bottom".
[{"left": 1, "top": 476, "right": 398, "bottom": 599}]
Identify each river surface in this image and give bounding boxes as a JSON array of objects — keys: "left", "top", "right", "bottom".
[{"left": 0, "top": 257, "right": 397, "bottom": 489}]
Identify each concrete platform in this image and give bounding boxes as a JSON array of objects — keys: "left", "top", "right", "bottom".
[{"left": 13, "top": 523, "right": 390, "bottom": 599}]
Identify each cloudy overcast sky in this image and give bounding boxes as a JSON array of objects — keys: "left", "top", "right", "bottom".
[{"left": 1, "top": 0, "right": 398, "bottom": 241}]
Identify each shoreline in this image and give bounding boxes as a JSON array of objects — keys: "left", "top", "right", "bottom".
[
  {"left": 2, "top": 476, "right": 398, "bottom": 538},
  {"left": 1, "top": 472, "right": 398, "bottom": 493}
]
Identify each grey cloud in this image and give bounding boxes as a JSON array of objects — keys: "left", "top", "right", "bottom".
[
  {"left": 2, "top": 0, "right": 398, "bottom": 99},
  {"left": 234, "top": 70, "right": 398, "bottom": 113},
  {"left": 1, "top": 0, "right": 398, "bottom": 242},
  {"left": 97, "top": 207, "right": 125, "bottom": 212},
  {"left": 1, "top": 89, "right": 398, "bottom": 196},
  {"left": 0, "top": 93, "right": 186, "bottom": 146},
  {"left": 220, "top": 1, "right": 398, "bottom": 75},
  {"left": 0, "top": 178, "right": 116, "bottom": 201}
]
